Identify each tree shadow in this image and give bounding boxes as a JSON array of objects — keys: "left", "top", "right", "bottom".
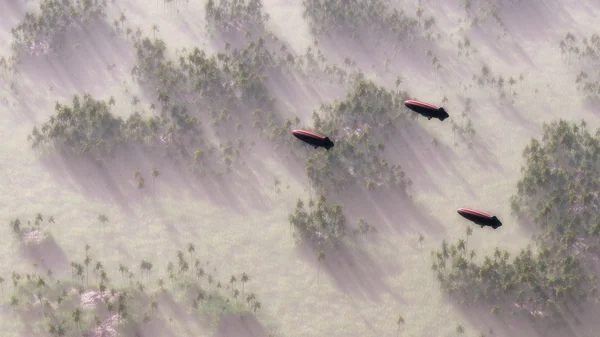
[
  {"left": 469, "top": 134, "right": 505, "bottom": 174},
  {"left": 493, "top": 100, "right": 540, "bottom": 134},
  {"left": 498, "top": 0, "right": 576, "bottom": 43},
  {"left": 339, "top": 189, "right": 446, "bottom": 239},
  {"left": 37, "top": 144, "right": 274, "bottom": 216},
  {"left": 16, "top": 21, "right": 133, "bottom": 104},
  {"left": 156, "top": 292, "right": 206, "bottom": 337},
  {"left": 316, "top": 31, "right": 444, "bottom": 84},
  {"left": 297, "top": 241, "right": 403, "bottom": 302},
  {"left": 387, "top": 122, "right": 478, "bottom": 198},
  {"left": 19, "top": 234, "right": 69, "bottom": 274},
  {"left": 449, "top": 297, "right": 581, "bottom": 337},
  {"left": 266, "top": 68, "right": 348, "bottom": 122},
  {"left": 39, "top": 154, "right": 136, "bottom": 215},
  {"left": 0, "top": 0, "right": 26, "bottom": 34},
  {"left": 582, "top": 97, "right": 600, "bottom": 117},
  {"left": 132, "top": 316, "right": 178, "bottom": 337},
  {"left": 214, "top": 314, "right": 270, "bottom": 337}
]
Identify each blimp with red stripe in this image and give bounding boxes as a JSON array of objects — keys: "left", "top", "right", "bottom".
[
  {"left": 457, "top": 208, "right": 502, "bottom": 229},
  {"left": 292, "top": 129, "right": 335, "bottom": 150},
  {"left": 404, "top": 100, "right": 449, "bottom": 121}
]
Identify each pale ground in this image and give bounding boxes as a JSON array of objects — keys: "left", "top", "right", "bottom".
[{"left": 1, "top": 0, "right": 600, "bottom": 337}]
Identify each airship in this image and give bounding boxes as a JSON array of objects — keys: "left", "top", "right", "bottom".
[
  {"left": 292, "top": 129, "right": 335, "bottom": 150},
  {"left": 404, "top": 100, "right": 449, "bottom": 121},
  {"left": 457, "top": 208, "right": 502, "bottom": 229}
]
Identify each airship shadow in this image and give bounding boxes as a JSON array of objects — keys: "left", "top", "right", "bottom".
[{"left": 297, "top": 241, "right": 403, "bottom": 303}]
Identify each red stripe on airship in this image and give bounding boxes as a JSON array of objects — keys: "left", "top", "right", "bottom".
[
  {"left": 458, "top": 208, "right": 493, "bottom": 219},
  {"left": 405, "top": 100, "right": 439, "bottom": 110},
  {"left": 292, "top": 129, "right": 326, "bottom": 140}
]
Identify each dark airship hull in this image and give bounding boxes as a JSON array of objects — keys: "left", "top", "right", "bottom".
[
  {"left": 457, "top": 208, "right": 502, "bottom": 229},
  {"left": 292, "top": 130, "right": 335, "bottom": 150},
  {"left": 404, "top": 100, "right": 449, "bottom": 121}
]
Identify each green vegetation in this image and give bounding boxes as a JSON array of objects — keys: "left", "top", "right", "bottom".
[
  {"left": 302, "top": 0, "right": 436, "bottom": 41},
  {"left": 288, "top": 194, "right": 348, "bottom": 248},
  {"left": 472, "top": 65, "right": 523, "bottom": 105},
  {"left": 304, "top": 79, "right": 413, "bottom": 196},
  {"left": 9, "top": 214, "right": 55, "bottom": 246},
  {"left": 6, "top": 236, "right": 264, "bottom": 336},
  {"left": 435, "top": 120, "right": 600, "bottom": 331},
  {"left": 205, "top": 0, "right": 270, "bottom": 38},
  {"left": 27, "top": 94, "right": 239, "bottom": 177},
  {"left": 459, "top": 0, "right": 508, "bottom": 34},
  {"left": 450, "top": 98, "right": 477, "bottom": 148},
  {"left": 288, "top": 194, "right": 376, "bottom": 249},
  {"left": 559, "top": 32, "right": 600, "bottom": 101},
  {"left": 10, "top": 0, "right": 109, "bottom": 58}
]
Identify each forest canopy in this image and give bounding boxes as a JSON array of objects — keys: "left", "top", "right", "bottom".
[{"left": 435, "top": 119, "right": 600, "bottom": 332}]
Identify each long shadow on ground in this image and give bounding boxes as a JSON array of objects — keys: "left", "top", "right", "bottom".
[
  {"left": 16, "top": 20, "right": 133, "bottom": 102},
  {"left": 449, "top": 297, "right": 584, "bottom": 337},
  {"left": 214, "top": 314, "right": 270, "bottom": 337},
  {"left": 297, "top": 241, "right": 403, "bottom": 303},
  {"left": 38, "top": 146, "right": 272, "bottom": 216},
  {"left": 20, "top": 234, "right": 69, "bottom": 275}
]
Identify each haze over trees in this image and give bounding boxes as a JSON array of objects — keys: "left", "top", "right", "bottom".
[
  {"left": 2, "top": 0, "right": 600, "bottom": 336},
  {"left": 434, "top": 120, "right": 600, "bottom": 335}
]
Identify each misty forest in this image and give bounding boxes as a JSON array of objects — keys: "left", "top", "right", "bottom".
[{"left": 1, "top": 0, "right": 600, "bottom": 336}]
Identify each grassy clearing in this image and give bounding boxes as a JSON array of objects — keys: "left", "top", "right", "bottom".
[{"left": 1, "top": 0, "right": 600, "bottom": 337}]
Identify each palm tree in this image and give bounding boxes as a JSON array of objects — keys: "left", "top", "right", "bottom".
[
  {"left": 0, "top": 276, "right": 4, "bottom": 299},
  {"left": 98, "top": 214, "right": 109, "bottom": 233},
  {"left": 152, "top": 168, "right": 160, "bottom": 193},
  {"left": 457, "top": 239, "right": 466, "bottom": 256},
  {"left": 252, "top": 301, "right": 261, "bottom": 313},
  {"left": 230, "top": 275, "right": 237, "bottom": 296},
  {"left": 418, "top": 233, "right": 425, "bottom": 249},
  {"left": 137, "top": 175, "right": 145, "bottom": 197},
  {"left": 72, "top": 307, "right": 82, "bottom": 331},
  {"left": 48, "top": 216, "right": 55, "bottom": 232},
  {"left": 465, "top": 226, "right": 472, "bottom": 246},
  {"left": 316, "top": 250, "right": 325, "bottom": 283},
  {"left": 84, "top": 254, "right": 91, "bottom": 285},
  {"left": 456, "top": 324, "right": 465, "bottom": 336},
  {"left": 396, "top": 314, "right": 405, "bottom": 337},
  {"left": 240, "top": 272, "right": 249, "bottom": 298},
  {"left": 187, "top": 243, "right": 195, "bottom": 264},
  {"left": 152, "top": 24, "right": 159, "bottom": 40},
  {"left": 132, "top": 95, "right": 140, "bottom": 109}
]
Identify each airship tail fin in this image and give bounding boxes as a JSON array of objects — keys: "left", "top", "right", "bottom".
[
  {"left": 324, "top": 137, "right": 334, "bottom": 150},
  {"left": 438, "top": 107, "right": 449, "bottom": 121}
]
